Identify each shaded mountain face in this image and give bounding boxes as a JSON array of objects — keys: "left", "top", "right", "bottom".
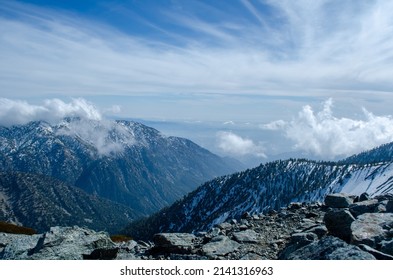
[
  {"left": 125, "top": 152, "right": 393, "bottom": 240},
  {"left": 0, "top": 172, "right": 139, "bottom": 233},
  {"left": 0, "top": 119, "right": 240, "bottom": 216}
]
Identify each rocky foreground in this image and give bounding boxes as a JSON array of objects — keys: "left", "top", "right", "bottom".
[{"left": 1, "top": 193, "right": 392, "bottom": 260}]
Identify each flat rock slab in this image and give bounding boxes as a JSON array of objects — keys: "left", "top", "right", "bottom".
[
  {"left": 29, "top": 226, "right": 116, "bottom": 260},
  {"left": 351, "top": 213, "right": 393, "bottom": 247},
  {"left": 349, "top": 199, "right": 380, "bottom": 217},
  {"left": 0, "top": 233, "right": 42, "bottom": 260},
  {"left": 153, "top": 233, "right": 196, "bottom": 248},
  {"left": 232, "top": 229, "right": 259, "bottom": 243},
  {"left": 284, "top": 236, "right": 376, "bottom": 260},
  {"left": 202, "top": 236, "right": 240, "bottom": 257}
]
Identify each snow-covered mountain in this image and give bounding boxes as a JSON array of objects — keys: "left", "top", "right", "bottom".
[
  {"left": 0, "top": 118, "right": 240, "bottom": 217},
  {"left": 125, "top": 145, "right": 393, "bottom": 239}
]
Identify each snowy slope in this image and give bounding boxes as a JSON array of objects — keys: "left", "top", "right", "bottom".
[
  {"left": 125, "top": 158, "right": 393, "bottom": 239},
  {"left": 334, "top": 163, "right": 393, "bottom": 195}
]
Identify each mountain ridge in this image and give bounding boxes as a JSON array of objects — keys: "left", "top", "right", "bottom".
[
  {"left": 0, "top": 171, "right": 139, "bottom": 233},
  {"left": 0, "top": 118, "right": 240, "bottom": 217},
  {"left": 124, "top": 150, "right": 393, "bottom": 239}
]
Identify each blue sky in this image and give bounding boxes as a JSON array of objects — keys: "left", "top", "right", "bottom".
[{"left": 2, "top": 0, "right": 393, "bottom": 165}]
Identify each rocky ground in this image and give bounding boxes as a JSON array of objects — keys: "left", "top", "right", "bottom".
[{"left": 0, "top": 192, "right": 392, "bottom": 260}]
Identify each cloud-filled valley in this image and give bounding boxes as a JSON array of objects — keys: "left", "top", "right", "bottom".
[{"left": 2, "top": 97, "right": 392, "bottom": 162}]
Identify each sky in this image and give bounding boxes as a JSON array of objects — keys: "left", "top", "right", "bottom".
[{"left": 2, "top": 0, "right": 393, "bottom": 166}]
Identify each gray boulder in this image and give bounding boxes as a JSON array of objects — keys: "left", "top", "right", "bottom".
[
  {"left": 349, "top": 199, "right": 379, "bottom": 217},
  {"left": 351, "top": 213, "right": 393, "bottom": 247},
  {"left": 115, "top": 240, "right": 142, "bottom": 260},
  {"left": 324, "top": 209, "right": 356, "bottom": 242},
  {"left": 358, "top": 192, "right": 370, "bottom": 202},
  {"left": 278, "top": 232, "right": 318, "bottom": 259},
  {"left": 324, "top": 193, "right": 354, "bottom": 208},
  {"left": 232, "top": 229, "right": 259, "bottom": 243},
  {"left": 152, "top": 233, "right": 196, "bottom": 254},
  {"left": 284, "top": 236, "right": 376, "bottom": 260},
  {"left": 28, "top": 226, "right": 116, "bottom": 260},
  {"left": 202, "top": 235, "right": 240, "bottom": 257},
  {"left": 0, "top": 233, "right": 42, "bottom": 260},
  {"left": 153, "top": 233, "right": 196, "bottom": 248}
]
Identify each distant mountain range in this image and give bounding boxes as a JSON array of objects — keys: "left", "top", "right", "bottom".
[
  {"left": 124, "top": 143, "right": 393, "bottom": 239},
  {"left": 3, "top": 117, "right": 393, "bottom": 238},
  {"left": 0, "top": 118, "right": 240, "bottom": 232}
]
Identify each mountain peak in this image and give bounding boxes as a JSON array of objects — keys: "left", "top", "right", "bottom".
[{"left": 0, "top": 118, "right": 241, "bottom": 230}]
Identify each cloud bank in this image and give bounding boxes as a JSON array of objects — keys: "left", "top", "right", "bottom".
[
  {"left": 217, "top": 131, "right": 266, "bottom": 158},
  {"left": 0, "top": 98, "right": 131, "bottom": 156},
  {"left": 262, "top": 99, "right": 393, "bottom": 158},
  {"left": 0, "top": 98, "right": 101, "bottom": 127},
  {"left": 56, "top": 118, "right": 131, "bottom": 157}
]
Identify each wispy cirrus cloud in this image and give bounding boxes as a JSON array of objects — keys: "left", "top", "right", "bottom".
[{"left": 1, "top": 0, "right": 393, "bottom": 100}]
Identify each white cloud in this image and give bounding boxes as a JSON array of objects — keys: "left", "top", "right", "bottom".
[
  {"left": 0, "top": 98, "right": 130, "bottom": 156},
  {"left": 260, "top": 120, "right": 286, "bottom": 131},
  {"left": 217, "top": 131, "right": 266, "bottom": 158},
  {"left": 56, "top": 118, "right": 132, "bottom": 156},
  {"left": 263, "top": 99, "right": 393, "bottom": 158},
  {"left": 0, "top": 98, "right": 101, "bottom": 127}
]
